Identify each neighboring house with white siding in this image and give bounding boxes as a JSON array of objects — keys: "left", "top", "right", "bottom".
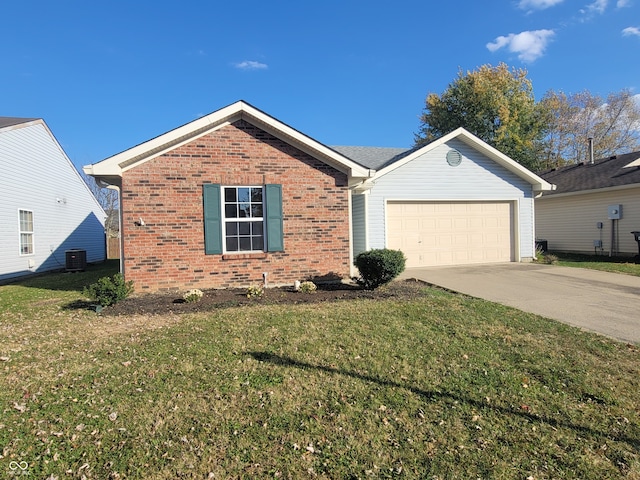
[
  {"left": 0, "top": 117, "right": 106, "bottom": 282},
  {"left": 536, "top": 151, "right": 640, "bottom": 257},
  {"left": 336, "top": 127, "right": 553, "bottom": 268}
]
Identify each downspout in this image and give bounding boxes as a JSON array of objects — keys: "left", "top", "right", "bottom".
[{"left": 588, "top": 137, "right": 594, "bottom": 164}]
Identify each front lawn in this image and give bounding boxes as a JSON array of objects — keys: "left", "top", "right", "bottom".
[
  {"left": 545, "top": 252, "right": 640, "bottom": 276},
  {"left": 0, "top": 265, "right": 638, "bottom": 479}
]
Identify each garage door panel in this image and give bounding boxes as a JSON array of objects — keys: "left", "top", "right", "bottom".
[{"left": 387, "top": 201, "right": 513, "bottom": 267}]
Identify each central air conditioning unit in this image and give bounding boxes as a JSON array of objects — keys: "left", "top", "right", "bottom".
[{"left": 65, "top": 249, "right": 87, "bottom": 272}]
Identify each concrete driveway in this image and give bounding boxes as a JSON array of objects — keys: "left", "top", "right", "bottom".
[{"left": 399, "top": 262, "right": 640, "bottom": 344}]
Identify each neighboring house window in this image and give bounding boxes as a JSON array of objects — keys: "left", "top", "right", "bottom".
[
  {"left": 19, "top": 209, "right": 34, "bottom": 255},
  {"left": 203, "top": 184, "right": 283, "bottom": 254}
]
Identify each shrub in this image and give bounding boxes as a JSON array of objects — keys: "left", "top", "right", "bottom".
[
  {"left": 183, "top": 288, "right": 204, "bottom": 303},
  {"left": 534, "top": 246, "right": 559, "bottom": 265},
  {"left": 299, "top": 281, "right": 317, "bottom": 293},
  {"left": 540, "top": 252, "right": 559, "bottom": 265},
  {"left": 246, "top": 285, "right": 264, "bottom": 298},
  {"left": 354, "top": 249, "right": 406, "bottom": 290},
  {"left": 83, "top": 273, "right": 134, "bottom": 307}
]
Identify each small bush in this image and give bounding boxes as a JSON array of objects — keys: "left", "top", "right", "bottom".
[
  {"left": 246, "top": 285, "right": 264, "bottom": 298},
  {"left": 299, "top": 281, "right": 317, "bottom": 293},
  {"left": 83, "top": 273, "right": 134, "bottom": 307},
  {"left": 183, "top": 288, "right": 204, "bottom": 303},
  {"left": 539, "top": 253, "right": 559, "bottom": 265},
  {"left": 535, "top": 246, "right": 559, "bottom": 265},
  {"left": 354, "top": 249, "right": 406, "bottom": 290}
]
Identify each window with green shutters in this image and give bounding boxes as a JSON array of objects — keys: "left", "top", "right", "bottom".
[{"left": 203, "top": 184, "right": 283, "bottom": 254}]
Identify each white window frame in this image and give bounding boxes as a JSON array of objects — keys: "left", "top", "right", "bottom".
[
  {"left": 222, "top": 186, "right": 266, "bottom": 253},
  {"left": 19, "top": 209, "right": 34, "bottom": 256}
]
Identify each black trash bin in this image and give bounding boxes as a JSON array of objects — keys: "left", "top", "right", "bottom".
[
  {"left": 535, "top": 240, "right": 548, "bottom": 253},
  {"left": 631, "top": 232, "right": 640, "bottom": 263}
]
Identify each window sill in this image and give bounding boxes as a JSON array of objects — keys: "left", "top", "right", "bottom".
[{"left": 222, "top": 252, "right": 268, "bottom": 260}]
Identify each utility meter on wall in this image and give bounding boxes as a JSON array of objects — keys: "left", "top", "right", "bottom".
[{"left": 608, "top": 204, "right": 622, "bottom": 220}]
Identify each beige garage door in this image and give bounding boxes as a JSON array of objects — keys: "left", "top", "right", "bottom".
[{"left": 387, "top": 201, "right": 514, "bottom": 268}]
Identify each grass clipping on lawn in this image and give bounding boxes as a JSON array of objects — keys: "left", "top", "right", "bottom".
[{"left": 0, "top": 279, "right": 639, "bottom": 479}]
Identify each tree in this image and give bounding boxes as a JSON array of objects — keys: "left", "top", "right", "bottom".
[
  {"left": 415, "top": 63, "right": 548, "bottom": 171},
  {"left": 539, "top": 89, "right": 640, "bottom": 169},
  {"left": 82, "top": 172, "right": 120, "bottom": 237}
]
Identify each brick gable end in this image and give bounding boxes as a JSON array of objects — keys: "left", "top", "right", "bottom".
[{"left": 121, "top": 120, "right": 351, "bottom": 291}]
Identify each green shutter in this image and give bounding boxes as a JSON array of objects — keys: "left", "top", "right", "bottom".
[
  {"left": 265, "top": 184, "right": 284, "bottom": 252},
  {"left": 203, "top": 184, "right": 222, "bottom": 254}
]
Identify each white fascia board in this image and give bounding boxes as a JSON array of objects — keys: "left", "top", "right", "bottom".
[
  {"left": 83, "top": 100, "right": 372, "bottom": 182},
  {"left": 374, "top": 127, "right": 554, "bottom": 192},
  {"left": 536, "top": 182, "right": 640, "bottom": 200}
]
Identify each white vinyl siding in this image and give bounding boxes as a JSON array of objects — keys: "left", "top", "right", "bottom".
[
  {"left": 351, "top": 193, "right": 367, "bottom": 258},
  {"left": 536, "top": 186, "right": 640, "bottom": 256},
  {"left": 0, "top": 121, "right": 106, "bottom": 281},
  {"left": 366, "top": 139, "right": 534, "bottom": 261}
]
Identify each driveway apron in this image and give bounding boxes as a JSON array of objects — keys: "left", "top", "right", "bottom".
[{"left": 399, "top": 263, "right": 640, "bottom": 344}]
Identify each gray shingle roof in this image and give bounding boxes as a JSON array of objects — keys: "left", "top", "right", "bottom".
[
  {"left": 539, "top": 151, "right": 640, "bottom": 196},
  {"left": 0, "top": 117, "right": 38, "bottom": 129},
  {"left": 331, "top": 145, "right": 410, "bottom": 170}
]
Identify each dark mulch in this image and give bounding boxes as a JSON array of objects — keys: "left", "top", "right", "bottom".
[{"left": 102, "top": 279, "right": 430, "bottom": 316}]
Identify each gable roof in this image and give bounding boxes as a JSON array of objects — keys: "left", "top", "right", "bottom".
[
  {"left": 84, "top": 101, "right": 372, "bottom": 186},
  {"left": 0, "top": 117, "right": 39, "bottom": 130},
  {"left": 331, "top": 146, "right": 408, "bottom": 170},
  {"left": 539, "top": 151, "right": 640, "bottom": 197},
  {"left": 340, "top": 128, "right": 553, "bottom": 192}
]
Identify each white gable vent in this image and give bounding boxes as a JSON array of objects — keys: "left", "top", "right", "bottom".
[{"left": 446, "top": 149, "right": 462, "bottom": 167}]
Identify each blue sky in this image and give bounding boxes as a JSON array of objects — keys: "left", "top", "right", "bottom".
[{"left": 2, "top": 0, "right": 639, "bottom": 171}]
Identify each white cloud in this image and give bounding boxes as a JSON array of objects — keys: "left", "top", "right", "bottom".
[
  {"left": 486, "top": 29, "right": 555, "bottom": 63},
  {"left": 622, "top": 26, "right": 640, "bottom": 36},
  {"left": 518, "top": 0, "right": 565, "bottom": 10},
  {"left": 234, "top": 60, "right": 268, "bottom": 70},
  {"left": 580, "top": 0, "right": 609, "bottom": 15},
  {"left": 616, "top": 0, "right": 631, "bottom": 6}
]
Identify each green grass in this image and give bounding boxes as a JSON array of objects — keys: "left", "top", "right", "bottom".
[
  {"left": 547, "top": 252, "right": 640, "bottom": 276},
  {"left": 1, "top": 266, "right": 639, "bottom": 479}
]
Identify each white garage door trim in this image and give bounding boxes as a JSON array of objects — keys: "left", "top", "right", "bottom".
[{"left": 386, "top": 200, "right": 519, "bottom": 268}]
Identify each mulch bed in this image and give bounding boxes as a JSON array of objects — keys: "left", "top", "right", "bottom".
[{"left": 102, "top": 279, "right": 429, "bottom": 316}]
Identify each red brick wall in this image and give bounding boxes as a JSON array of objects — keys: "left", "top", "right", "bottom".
[{"left": 120, "top": 120, "right": 351, "bottom": 292}]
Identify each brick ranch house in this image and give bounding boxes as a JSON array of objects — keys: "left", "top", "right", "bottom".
[
  {"left": 85, "top": 101, "right": 551, "bottom": 292},
  {"left": 84, "top": 101, "right": 373, "bottom": 291}
]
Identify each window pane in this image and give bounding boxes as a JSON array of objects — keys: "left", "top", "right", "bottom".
[
  {"left": 251, "top": 204, "right": 263, "bottom": 217},
  {"left": 251, "top": 188, "right": 263, "bottom": 202},
  {"left": 226, "top": 237, "right": 238, "bottom": 251},
  {"left": 238, "top": 222, "right": 250, "bottom": 235},
  {"left": 252, "top": 236, "right": 264, "bottom": 250},
  {"left": 20, "top": 234, "right": 33, "bottom": 255},
  {"left": 225, "top": 204, "right": 238, "bottom": 218},
  {"left": 225, "top": 223, "right": 238, "bottom": 235},
  {"left": 239, "top": 237, "right": 251, "bottom": 251},
  {"left": 252, "top": 222, "right": 263, "bottom": 235},
  {"left": 224, "top": 188, "right": 236, "bottom": 202},
  {"left": 20, "top": 211, "right": 33, "bottom": 231},
  {"left": 238, "top": 188, "right": 250, "bottom": 203},
  {"left": 222, "top": 186, "right": 265, "bottom": 253},
  {"left": 238, "top": 203, "right": 250, "bottom": 218}
]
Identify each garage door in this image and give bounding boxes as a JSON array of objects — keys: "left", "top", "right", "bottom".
[{"left": 387, "top": 201, "right": 514, "bottom": 268}]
